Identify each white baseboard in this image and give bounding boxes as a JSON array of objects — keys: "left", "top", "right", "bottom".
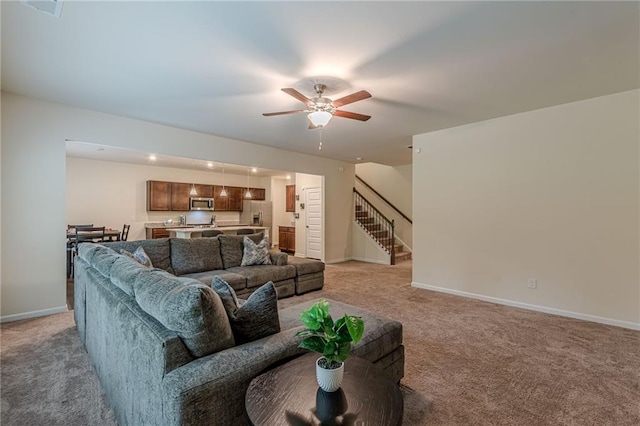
[
  {"left": 411, "top": 282, "right": 640, "bottom": 331},
  {"left": 349, "top": 256, "right": 389, "bottom": 265},
  {"left": 325, "top": 257, "right": 351, "bottom": 264},
  {"left": 1, "top": 306, "right": 69, "bottom": 323}
]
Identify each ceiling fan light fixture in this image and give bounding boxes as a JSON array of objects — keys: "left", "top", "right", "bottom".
[{"left": 308, "top": 111, "right": 332, "bottom": 128}]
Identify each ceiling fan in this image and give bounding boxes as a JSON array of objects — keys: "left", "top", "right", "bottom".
[{"left": 263, "top": 84, "right": 372, "bottom": 129}]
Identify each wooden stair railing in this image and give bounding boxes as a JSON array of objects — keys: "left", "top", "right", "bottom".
[{"left": 353, "top": 188, "right": 397, "bottom": 265}]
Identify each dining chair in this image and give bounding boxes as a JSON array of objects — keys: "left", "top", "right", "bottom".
[
  {"left": 201, "top": 229, "right": 223, "bottom": 237},
  {"left": 70, "top": 226, "right": 105, "bottom": 278},
  {"left": 121, "top": 224, "right": 131, "bottom": 241},
  {"left": 236, "top": 228, "right": 255, "bottom": 235},
  {"left": 67, "top": 224, "right": 94, "bottom": 278}
]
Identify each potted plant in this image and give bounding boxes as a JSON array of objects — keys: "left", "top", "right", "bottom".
[{"left": 295, "top": 300, "right": 364, "bottom": 392}]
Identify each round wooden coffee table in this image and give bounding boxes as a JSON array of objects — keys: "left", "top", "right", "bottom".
[{"left": 246, "top": 352, "right": 403, "bottom": 426}]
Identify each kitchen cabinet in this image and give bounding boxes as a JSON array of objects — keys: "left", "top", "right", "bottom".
[
  {"left": 228, "top": 186, "right": 245, "bottom": 211},
  {"left": 279, "top": 226, "right": 295, "bottom": 253},
  {"left": 171, "top": 182, "right": 213, "bottom": 211},
  {"left": 286, "top": 185, "right": 296, "bottom": 212},
  {"left": 148, "top": 180, "right": 259, "bottom": 211},
  {"left": 151, "top": 228, "right": 170, "bottom": 239},
  {"left": 147, "top": 180, "right": 172, "bottom": 211},
  {"left": 248, "top": 188, "right": 266, "bottom": 201},
  {"left": 213, "top": 185, "right": 244, "bottom": 211}
]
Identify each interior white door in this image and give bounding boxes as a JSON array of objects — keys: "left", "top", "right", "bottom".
[{"left": 305, "top": 187, "right": 323, "bottom": 260}]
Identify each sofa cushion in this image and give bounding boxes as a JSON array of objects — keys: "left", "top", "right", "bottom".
[
  {"left": 79, "top": 244, "right": 120, "bottom": 278},
  {"left": 104, "top": 239, "right": 173, "bottom": 274},
  {"left": 212, "top": 276, "right": 280, "bottom": 344},
  {"left": 241, "top": 235, "right": 272, "bottom": 266},
  {"left": 109, "top": 255, "right": 151, "bottom": 296},
  {"left": 227, "top": 264, "right": 296, "bottom": 288},
  {"left": 121, "top": 246, "right": 153, "bottom": 268},
  {"left": 170, "top": 238, "right": 224, "bottom": 275},
  {"left": 181, "top": 270, "right": 247, "bottom": 291},
  {"left": 134, "top": 269, "right": 235, "bottom": 357},
  {"left": 218, "top": 233, "right": 264, "bottom": 269},
  {"left": 286, "top": 256, "right": 325, "bottom": 275}
]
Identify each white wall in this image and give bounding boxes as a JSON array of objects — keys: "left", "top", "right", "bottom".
[
  {"left": 355, "top": 162, "right": 413, "bottom": 248},
  {"left": 412, "top": 89, "right": 640, "bottom": 328},
  {"left": 66, "top": 157, "right": 268, "bottom": 241},
  {"left": 1, "top": 92, "right": 355, "bottom": 320}
]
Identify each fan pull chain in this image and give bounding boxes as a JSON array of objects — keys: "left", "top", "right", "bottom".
[{"left": 318, "top": 128, "right": 323, "bottom": 150}]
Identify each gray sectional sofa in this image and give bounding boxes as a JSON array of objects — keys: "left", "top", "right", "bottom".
[
  {"left": 73, "top": 238, "right": 405, "bottom": 425},
  {"left": 103, "top": 234, "right": 319, "bottom": 299}
]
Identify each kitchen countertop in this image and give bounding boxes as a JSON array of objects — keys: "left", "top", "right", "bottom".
[
  {"left": 165, "top": 225, "right": 268, "bottom": 233},
  {"left": 144, "top": 223, "right": 251, "bottom": 229}
]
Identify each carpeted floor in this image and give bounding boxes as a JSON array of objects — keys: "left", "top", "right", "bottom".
[{"left": 3, "top": 260, "right": 639, "bottom": 425}]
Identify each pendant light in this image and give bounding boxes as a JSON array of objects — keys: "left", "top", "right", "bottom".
[
  {"left": 189, "top": 159, "right": 198, "bottom": 196},
  {"left": 245, "top": 168, "right": 252, "bottom": 199},
  {"left": 220, "top": 163, "right": 228, "bottom": 197}
]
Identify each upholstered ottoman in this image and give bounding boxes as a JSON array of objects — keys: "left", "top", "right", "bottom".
[{"left": 286, "top": 256, "right": 325, "bottom": 295}]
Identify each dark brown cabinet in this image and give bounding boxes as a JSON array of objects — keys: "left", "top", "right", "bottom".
[
  {"left": 279, "top": 226, "right": 295, "bottom": 253},
  {"left": 248, "top": 188, "right": 266, "bottom": 201},
  {"left": 171, "top": 182, "right": 213, "bottom": 211},
  {"left": 286, "top": 185, "right": 296, "bottom": 212},
  {"left": 147, "top": 181, "right": 172, "bottom": 211},
  {"left": 148, "top": 180, "right": 261, "bottom": 211},
  {"left": 151, "top": 228, "right": 170, "bottom": 239},
  {"left": 213, "top": 185, "right": 245, "bottom": 211}
]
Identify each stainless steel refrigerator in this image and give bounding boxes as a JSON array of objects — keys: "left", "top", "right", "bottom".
[{"left": 240, "top": 200, "right": 273, "bottom": 243}]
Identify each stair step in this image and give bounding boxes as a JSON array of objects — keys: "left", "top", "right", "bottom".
[
  {"left": 394, "top": 251, "right": 412, "bottom": 262},
  {"left": 364, "top": 223, "right": 382, "bottom": 231},
  {"left": 370, "top": 230, "right": 389, "bottom": 238},
  {"left": 358, "top": 218, "right": 375, "bottom": 224},
  {"left": 355, "top": 212, "right": 369, "bottom": 219}
]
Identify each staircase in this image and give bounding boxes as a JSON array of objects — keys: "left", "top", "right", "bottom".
[{"left": 354, "top": 189, "right": 412, "bottom": 265}]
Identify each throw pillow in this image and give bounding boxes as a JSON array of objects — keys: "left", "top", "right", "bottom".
[
  {"left": 121, "top": 246, "right": 153, "bottom": 268},
  {"left": 241, "top": 235, "right": 272, "bottom": 266},
  {"left": 218, "top": 233, "right": 264, "bottom": 269},
  {"left": 211, "top": 276, "right": 280, "bottom": 344}
]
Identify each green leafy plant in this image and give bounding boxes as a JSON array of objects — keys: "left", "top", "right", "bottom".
[{"left": 295, "top": 300, "right": 364, "bottom": 366}]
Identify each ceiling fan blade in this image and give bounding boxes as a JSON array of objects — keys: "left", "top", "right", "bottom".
[
  {"left": 281, "top": 88, "right": 313, "bottom": 106},
  {"left": 333, "top": 109, "right": 371, "bottom": 121},
  {"left": 308, "top": 122, "right": 318, "bottom": 129},
  {"left": 262, "top": 110, "right": 306, "bottom": 117},
  {"left": 331, "top": 90, "right": 372, "bottom": 108}
]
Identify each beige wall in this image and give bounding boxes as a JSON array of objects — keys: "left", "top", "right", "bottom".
[
  {"left": 271, "top": 176, "right": 296, "bottom": 246},
  {"left": 1, "top": 92, "right": 354, "bottom": 320},
  {"left": 412, "top": 89, "right": 640, "bottom": 328}
]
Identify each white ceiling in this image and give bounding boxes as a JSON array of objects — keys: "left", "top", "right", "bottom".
[{"left": 2, "top": 1, "right": 638, "bottom": 166}]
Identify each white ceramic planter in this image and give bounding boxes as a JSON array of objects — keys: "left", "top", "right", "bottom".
[{"left": 316, "top": 357, "right": 344, "bottom": 392}]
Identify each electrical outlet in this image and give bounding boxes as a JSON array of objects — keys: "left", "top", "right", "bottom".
[{"left": 527, "top": 278, "right": 537, "bottom": 289}]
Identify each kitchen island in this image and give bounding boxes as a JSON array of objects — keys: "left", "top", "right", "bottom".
[{"left": 165, "top": 226, "right": 270, "bottom": 240}]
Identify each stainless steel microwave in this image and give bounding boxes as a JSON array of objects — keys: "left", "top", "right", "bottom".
[{"left": 189, "top": 197, "right": 214, "bottom": 211}]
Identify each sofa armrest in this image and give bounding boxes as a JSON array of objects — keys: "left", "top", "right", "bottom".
[
  {"left": 162, "top": 326, "right": 306, "bottom": 424},
  {"left": 269, "top": 251, "right": 288, "bottom": 266}
]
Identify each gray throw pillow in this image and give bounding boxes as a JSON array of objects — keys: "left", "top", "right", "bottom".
[
  {"left": 218, "top": 233, "right": 265, "bottom": 269},
  {"left": 211, "top": 276, "right": 280, "bottom": 344},
  {"left": 241, "top": 235, "right": 272, "bottom": 266},
  {"left": 121, "top": 246, "right": 153, "bottom": 268}
]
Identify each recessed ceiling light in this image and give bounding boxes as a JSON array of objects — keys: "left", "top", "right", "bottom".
[
  {"left": 356, "top": 157, "right": 363, "bottom": 161},
  {"left": 148, "top": 154, "right": 157, "bottom": 161},
  {"left": 207, "top": 162, "right": 214, "bottom": 168},
  {"left": 286, "top": 175, "right": 291, "bottom": 180},
  {"left": 251, "top": 167, "right": 258, "bottom": 173}
]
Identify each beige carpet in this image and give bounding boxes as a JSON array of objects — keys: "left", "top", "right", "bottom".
[{"left": 3, "top": 260, "right": 640, "bottom": 425}]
